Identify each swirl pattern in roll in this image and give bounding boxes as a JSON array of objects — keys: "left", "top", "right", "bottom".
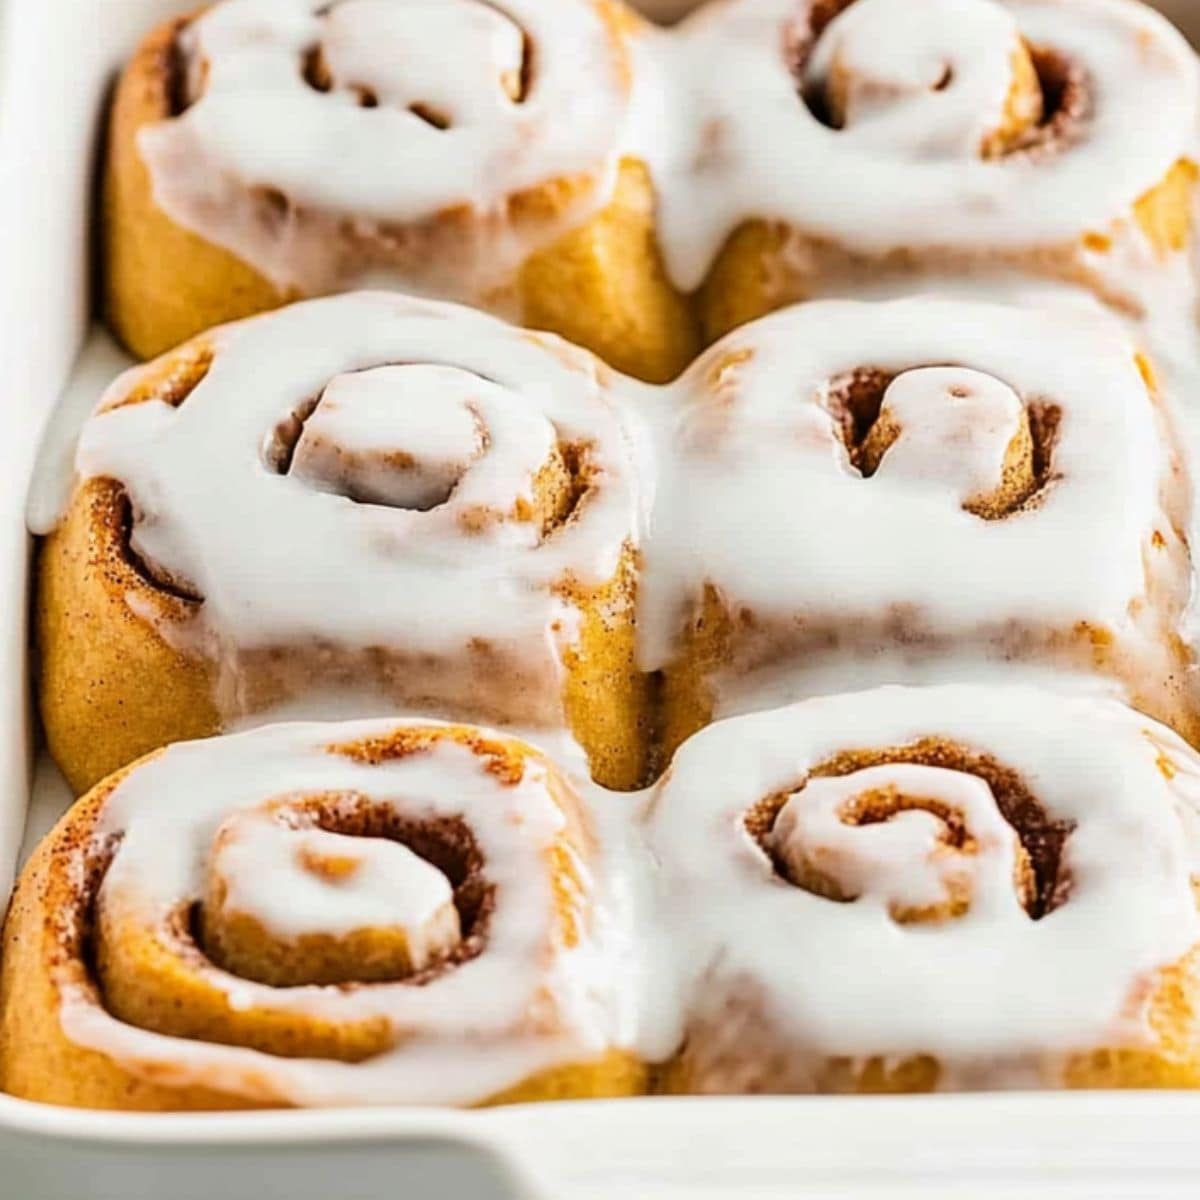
[
  {"left": 639, "top": 294, "right": 1195, "bottom": 756},
  {"left": 107, "top": 0, "right": 1199, "bottom": 367},
  {"left": 642, "top": 0, "right": 1199, "bottom": 338},
  {"left": 645, "top": 685, "right": 1200, "bottom": 1093},
  {"left": 107, "top": 0, "right": 697, "bottom": 378},
  {"left": 39, "top": 291, "right": 654, "bottom": 793},
  {"left": 42, "top": 289, "right": 1200, "bottom": 789},
  {"left": 0, "top": 720, "right": 643, "bottom": 1110}
]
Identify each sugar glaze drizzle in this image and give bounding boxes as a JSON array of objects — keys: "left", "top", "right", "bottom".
[
  {"left": 136, "top": 0, "right": 1200, "bottom": 298},
  {"left": 54, "top": 692, "right": 1200, "bottom": 1101}
]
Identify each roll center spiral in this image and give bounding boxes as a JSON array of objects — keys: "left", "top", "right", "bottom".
[
  {"left": 302, "top": 0, "right": 530, "bottom": 125},
  {"left": 273, "top": 364, "right": 489, "bottom": 510},
  {"left": 200, "top": 804, "right": 464, "bottom": 986},
  {"left": 94, "top": 789, "right": 494, "bottom": 1035},
  {"left": 801, "top": 0, "right": 1053, "bottom": 159},
  {"left": 768, "top": 763, "right": 1036, "bottom": 924},
  {"left": 745, "top": 739, "right": 1073, "bottom": 923},
  {"left": 259, "top": 360, "right": 588, "bottom": 539},
  {"left": 824, "top": 365, "right": 1056, "bottom": 518}
]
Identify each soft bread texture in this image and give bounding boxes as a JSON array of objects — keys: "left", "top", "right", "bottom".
[
  {"left": 646, "top": 687, "right": 1200, "bottom": 1093},
  {"left": 41, "top": 295, "right": 656, "bottom": 795},
  {"left": 1, "top": 723, "right": 646, "bottom": 1110},
  {"left": 105, "top": 0, "right": 1199, "bottom": 364},
  {"left": 40, "top": 292, "right": 1200, "bottom": 794},
  {"left": 9, "top": 692, "right": 1200, "bottom": 1106},
  {"left": 104, "top": 6, "right": 697, "bottom": 382}
]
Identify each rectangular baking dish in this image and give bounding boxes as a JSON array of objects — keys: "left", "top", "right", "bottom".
[{"left": 6, "top": 1, "right": 1200, "bottom": 1196}]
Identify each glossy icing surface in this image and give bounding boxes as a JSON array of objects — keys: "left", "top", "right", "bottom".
[
  {"left": 48, "top": 691, "right": 1200, "bottom": 1097},
  {"left": 139, "top": 0, "right": 1199, "bottom": 295}
]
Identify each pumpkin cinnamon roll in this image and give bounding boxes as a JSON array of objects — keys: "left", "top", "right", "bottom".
[
  {"left": 0, "top": 719, "right": 643, "bottom": 1110},
  {"left": 641, "top": 0, "right": 1199, "bottom": 341},
  {"left": 106, "top": 0, "right": 697, "bottom": 381},
  {"left": 639, "top": 295, "right": 1196, "bottom": 758},
  {"left": 647, "top": 685, "right": 1200, "bottom": 1093},
  {"left": 38, "top": 292, "right": 654, "bottom": 793}
]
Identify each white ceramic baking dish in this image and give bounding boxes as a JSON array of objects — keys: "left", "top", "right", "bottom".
[{"left": 8, "top": 1, "right": 1200, "bottom": 1196}]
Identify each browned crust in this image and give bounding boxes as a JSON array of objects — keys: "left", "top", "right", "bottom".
[
  {"left": 103, "top": 9, "right": 698, "bottom": 381},
  {"left": 37, "top": 477, "right": 218, "bottom": 795},
  {"left": 38, "top": 480, "right": 654, "bottom": 793},
  {"left": 103, "top": 10, "right": 291, "bottom": 359},
  {"left": 517, "top": 158, "right": 700, "bottom": 383},
  {"left": 699, "top": 156, "right": 1198, "bottom": 345},
  {"left": 0, "top": 727, "right": 646, "bottom": 1109},
  {"left": 559, "top": 543, "right": 658, "bottom": 789}
]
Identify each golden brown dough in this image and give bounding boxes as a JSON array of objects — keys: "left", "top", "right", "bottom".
[
  {"left": 1, "top": 722, "right": 646, "bottom": 1109},
  {"left": 103, "top": 7, "right": 697, "bottom": 382},
  {"left": 695, "top": 1, "right": 1198, "bottom": 343},
  {"left": 647, "top": 686, "right": 1200, "bottom": 1094},
  {"left": 40, "top": 296, "right": 656, "bottom": 794}
]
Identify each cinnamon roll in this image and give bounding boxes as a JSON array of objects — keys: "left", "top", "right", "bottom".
[
  {"left": 646, "top": 685, "right": 1200, "bottom": 1093},
  {"left": 107, "top": 0, "right": 1198, "bottom": 367},
  {"left": 105, "top": 0, "right": 697, "bottom": 382},
  {"left": 639, "top": 295, "right": 1196, "bottom": 757},
  {"left": 38, "top": 292, "right": 654, "bottom": 793},
  {"left": 641, "top": 0, "right": 1199, "bottom": 340},
  {"left": 0, "top": 719, "right": 643, "bottom": 1110}
]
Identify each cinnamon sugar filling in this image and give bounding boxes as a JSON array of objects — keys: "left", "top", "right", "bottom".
[
  {"left": 1022, "top": 45, "right": 1090, "bottom": 156},
  {"left": 264, "top": 395, "right": 322, "bottom": 478},
  {"left": 257, "top": 365, "right": 595, "bottom": 531},
  {"left": 101, "top": 341, "right": 214, "bottom": 414},
  {"left": 116, "top": 490, "right": 205, "bottom": 605},
  {"left": 820, "top": 366, "right": 1061, "bottom": 518},
  {"left": 745, "top": 738, "right": 1074, "bottom": 920},
  {"left": 299, "top": 1, "right": 535, "bottom": 122},
  {"left": 163, "top": 17, "right": 192, "bottom": 118},
  {"left": 61, "top": 797, "right": 493, "bottom": 1059},
  {"left": 793, "top": 0, "right": 1089, "bottom": 157},
  {"left": 99, "top": 351, "right": 212, "bottom": 602},
  {"left": 196, "top": 796, "right": 493, "bottom": 987}
]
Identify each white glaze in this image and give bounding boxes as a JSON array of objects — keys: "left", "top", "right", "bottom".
[
  {"left": 289, "top": 365, "right": 491, "bottom": 510},
  {"left": 769, "top": 763, "right": 1029, "bottom": 919},
  {"left": 61, "top": 288, "right": 1193, "bottom": 744},
  {"left": 856, "top": 366, "right": 1029, "bottom": 508},
  {"left": 642, "top": 684, "right": 1200, "bottom": 1082},
  {"left": 139, "top": 0, "right": 631, "bottom": 298},
  {"left": 61, "top": 717, "right": 633, "bottom": 1107},
  {"left": 74, "top": 291, "right": 654, "bottom": 728},
  {"left": 637, "top": 0, "right": 1200, "bottom": 289},
  {"left": 636, "top": 295, "right": 1181, "bottom": 677},
  {"left": 137, "top": 0, "right": 1200, "bottom": 299},
  {"left": 207, "top": 812, "right": 462, "bottom": 962},
  {"left": 806, "top": 0, "right": 1029, "bottom": 158},
  {"left": 50, "top": 691, "right": 1200, "bottom": 1098}
]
